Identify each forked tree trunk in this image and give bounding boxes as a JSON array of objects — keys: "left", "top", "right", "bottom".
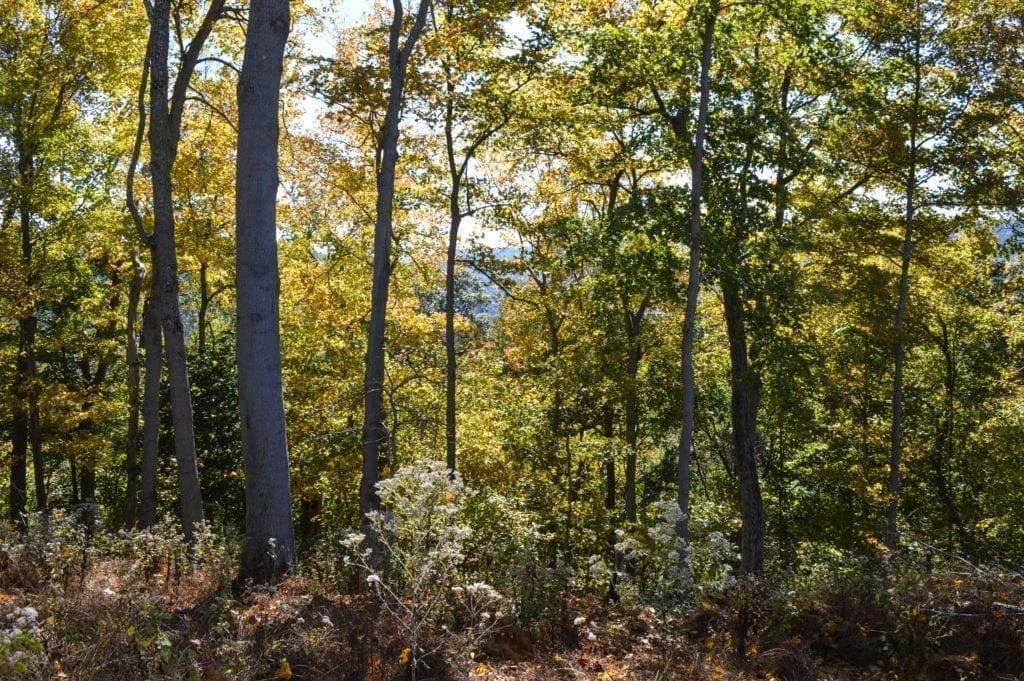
[
  {"left": 140, "top": 0, "right": 225, "bottom": 541},
  {"left": 236, "top": 0, "right": 296, "bottom": 582},
  {"left": 359, "top": 0, "right": 431, "bottom": 562}
]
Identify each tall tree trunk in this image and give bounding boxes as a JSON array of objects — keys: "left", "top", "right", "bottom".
[
  {"left": 125, "top": 252, "right": 145, "bottom": 528},
  {"left": 139, "top": 295, "right": 162, "bottom": 528},
  {"left": 152, "top": 184, "right": 205, "bottom": 541},
  {"left": 722, "top": 278, "right": 765, "bottom": 575},
  {"left": 887, "top": 20, "right": 921, "bottom": 552},
  {"left": 236, "top": 0, "right": 297, "bottom": 583},
  {"left": 623, "top": 300, "right": 647, "bottom": 524},
  {"left": 444, "top": 77, "right": 461, "bottom": 473},
  {"left": 930, "top": 316, "right": 972, "bottom": 555},
  {"left": 359, "top": 0, "right": 431, "bottom": 560},
  {"left": 142, "top": 0, "right": 224, "bottom": 541},
  {"left": 11, "top": 146, "right": 38, "bottom": 525},
  {"left": 603, "top": 407, "right": 616, "bottom": 512},
  {"left": 602, "top": 407, "right": 622, "bottom": 602},
  {"left": 10, "top": 327, "right": 30, "bottom": 527},
  {"left": 675, "top": 0, "right": 717, "bottom": 551},
  {"left": 30, "top": 382, "right": 43, "bottom": 513}
]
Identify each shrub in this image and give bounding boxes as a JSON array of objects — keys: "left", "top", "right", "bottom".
[
  {"left": 345, "top": 460, "right": 505, "bottom": 680},
  {"left": 0, "top": 511, "right": 91, "bottom": 592}
]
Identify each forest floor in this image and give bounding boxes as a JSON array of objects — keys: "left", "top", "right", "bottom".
[{"left": 2, "top": 535, "right": 1023, "bottom": 679}]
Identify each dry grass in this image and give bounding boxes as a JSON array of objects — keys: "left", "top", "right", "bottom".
[{"left": 2, "top": 542, "right": 1023, "bottom": 680}]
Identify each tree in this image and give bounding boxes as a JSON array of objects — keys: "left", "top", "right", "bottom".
[
  {"left": 419, "top": 0, "right": 528, "bottom": 473},
  {"left": 666, "top": 0, "right": 717, "bottom": 562},
  {"left": 129, "top": 0, "right": 227, "bottom": 540},
  {"left": 1, "top": 0, "right": 140, "bottom": 523},
  {"left": 359, "top": 0, "right": 431, "bottom": 560},
  {"left": 235, "top": 0, "right": 296, "bottom": 582}
]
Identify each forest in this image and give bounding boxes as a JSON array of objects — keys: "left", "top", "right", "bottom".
[{"left": 1, "top": 0, "right": 1023, "bottom": 678}]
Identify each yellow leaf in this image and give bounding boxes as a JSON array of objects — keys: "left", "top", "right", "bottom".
[
  {"left": 277, "top": 660, "right": 292, "bottom": 679},
  {"left": 400, "top": 647, "right": 412, "bottom": 664},
  {"left": 472, "top": 662, "right": 489, "bottom": 676}
]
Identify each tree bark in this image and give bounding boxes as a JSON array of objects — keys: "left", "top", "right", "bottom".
[
  {"left": 198, "top": 261, "right": 209, "bottom": 358},
  {"left": 444, "top": 72, "right": 461, "bottom": 473},
  {"left": 930, "top": 316, "right": 973, "bottom": 555},
  {"left": 236, "top": 0, "right": 297, "bottom": 583},
  {"left": 141, "top": 0, "right": 225, "bottom": 541},
  {"left": 676, "top": 0, "right": 717, "bottom": 550},
  {"left": 623, "top": 299, "right": 647, "bottom": 524},
  {"left": 359, "top": 0, "right": 431, "bottom": 561},
  {"left": 125, "top": 252, "right": 146, "bottom": 528},
  {"left": 887, "top": 18, "right": 921, "bottom": 552},
  {"left": 722, "top": 277, "right": 765, "bottom": 575},
  {"left": 151, "top": 154, "right": 205, "bottom": 541},
  {"left": 139, "top": 296, "right": 162, "bottom": 528},
  {"left": 10, "top": 144, "right": 39, "bottom": 525},
  {"left": 10, "top": 326, "right": 30, "bottom": 527}
]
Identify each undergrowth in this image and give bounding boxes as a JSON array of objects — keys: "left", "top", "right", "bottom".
[{"left": 0, "top": 509, "right": 1021, "bottom": 680}]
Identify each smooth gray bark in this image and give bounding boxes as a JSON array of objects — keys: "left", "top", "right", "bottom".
[
  {"left": 147, "top": 14, "right": 204, "bottom": 538},
  {"left": 139, "top": 0, "right": 225, "bottom": 540},
  {"left": 674, "top": 0, "right": 717, "bottom": 550},
  {"left": 236, "top": 0, "right": 296, "bottom": 583},
  {"left": 359, "top": 0, "right": 431, "bottom": 559},
  {"left": 887, "top": 20, "right": 921, "bottom": 552}
]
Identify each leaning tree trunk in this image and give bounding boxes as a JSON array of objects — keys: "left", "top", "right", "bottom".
[
  {"left": 676, "top": 0, "right": 717, "bottom": 550},
  {"left": 154, "top": 233, "right": 205, "bottom": 539},
  {"left": 359, "top": 0, "right": 431, "bottom": 562},
  {"left": 236, "top": 0, "right": 297, "bottom": 583}
]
